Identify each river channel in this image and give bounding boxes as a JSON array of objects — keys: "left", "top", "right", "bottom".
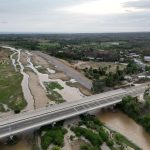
[
  {"left": 97, "top": 110, "right": 150, "bottom": 150},
  {"left": 1, "top": 47, "right": 150, "bottom": 150}
]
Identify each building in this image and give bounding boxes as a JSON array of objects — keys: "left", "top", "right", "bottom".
[
  {"left": 85, "top": 50, "right": 117, "bottom": 62},
  {"left": 144, "top": 56, "right": 150, "bottom": 62},
  {"left": 129, "top": 53, "right": 140, "bottom": 58}
]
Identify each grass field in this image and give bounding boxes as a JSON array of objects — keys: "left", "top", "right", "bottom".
[
  {"left": 73, "top": 61, "right": 126, "bottom": 73},
  {"left": 0, "top": 48, "right": 27, "bottom": 112},
  {"left": 45, "top": 82, "right": 65, "bottom": 104}
]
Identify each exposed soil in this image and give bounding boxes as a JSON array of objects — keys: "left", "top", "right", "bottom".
[
  {"left": 31, "top": 53, "right": 52, "bottom": 69},
  {"left": 20, "top": 52, "right": 28, "bottom": 66},
  {"left": 27, "top": 71, "right": 49, "bottom": 108},
  {"left": 49, "top": 73, "right": 70, "bottom": 81}
]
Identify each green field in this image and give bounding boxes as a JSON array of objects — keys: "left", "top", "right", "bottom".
[
  {"left": 45, "top": 82, "right": 65, "bottom": 104},
  {"left": 0, "top": 48, "right": 27, "bottom": 112}
]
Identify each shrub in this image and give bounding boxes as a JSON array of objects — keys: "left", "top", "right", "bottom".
[{"left": 72, "top": 127, "right": 103, "bottom": 147}]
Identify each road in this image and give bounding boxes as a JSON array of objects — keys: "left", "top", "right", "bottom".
[
  {"left": 34, "top": 51, "right": 92, "bottom": 89},
  {"left": 0, "top": 83, "right": 148, "bottom": 139}
]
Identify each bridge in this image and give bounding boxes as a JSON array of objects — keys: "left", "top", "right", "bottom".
[{"left": 0, "top": 83, "right": 148, "bottom": 139}]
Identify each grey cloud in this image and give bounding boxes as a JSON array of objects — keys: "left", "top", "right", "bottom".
[
  {"left": 3, "top": 11, "right": 149, "bottom": 33},
  {"left": 0, "top": 21, "right": 8, "bottom": 24},
  {"left": 0, "top": 0, "right": 149, "bottom": 33},
  {"left": 124, "top": 0, "right": 150, "bottom": 9},
  {"left": 0, "top": 0, "right": 93, "bottom": 15}
]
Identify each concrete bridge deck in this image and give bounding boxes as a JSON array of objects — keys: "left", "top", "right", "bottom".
[{"left": 0, "top": 83, "right": 148, "bottom": 139}]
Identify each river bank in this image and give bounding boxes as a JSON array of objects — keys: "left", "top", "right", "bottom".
[
  {"left": 1, "top": 47, "right": 150, "bottom": 150},
  {"left": 96, "top": 110, "right": 150, "bottom": 150}
]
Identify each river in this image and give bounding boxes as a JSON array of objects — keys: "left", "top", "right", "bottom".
[
  {"left": 96, "top": 110, "right": 150, "bottom": 150},
  {"left": 0, "top": 140, "right": 32, "bottom": 150},
  {"left": 1, "top": 46, "right": 150, "bottom": 150}
]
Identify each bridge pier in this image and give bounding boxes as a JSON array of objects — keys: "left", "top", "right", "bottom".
[
  {"left": 52, "top": 122, "right": 56, "bottom": 127},
  {"left": 101, "top": 104, "right": 116, "bottom": 111},
  {"left": 0, "top": 83, "right": 146, "bottom": 139},
  {"left": 5, "top": 135, "right": 18, "bottom": 145},
  {"left": 109, "top": 104, "right": 117, "bottom": 112}
]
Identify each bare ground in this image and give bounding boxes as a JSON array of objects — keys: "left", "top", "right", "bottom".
[
  {"left": 49, "top": 73, "right": 70, "bottom": 81},
  {"left": 27, "top": 71, "right": 49, "bottom": 108},
  {"left": 31, "top": 53, "right": 53, "bottom": 69},
  {"left": 20, "top": 52, "right": 28, "bottom": 66},
  {"left": 33, "top": 51, "right": 92, "bottom": 89},
  {"left": 66, "top": 82, "right": 91, "bottom": 96}
]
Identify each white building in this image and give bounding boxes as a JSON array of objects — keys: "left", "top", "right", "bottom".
[{"left": 144, "top": 56, "right": 150, "bottom": 62}]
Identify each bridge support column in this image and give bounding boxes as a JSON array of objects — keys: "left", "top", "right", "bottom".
[
  {"left": 84, "top": 112, "right": 89, "bottom": 116},
  {"left": 110, "top": 104, "right": 117, "bottom": 112},
  {"left": 52, "top": 122, "right": 56, "bottom": 127},
  {"left": 6, "top": 135, "right": 18, "bottom": 145},
  {"left": 9, "top": 135, "right": 14, "bottom": 140}
]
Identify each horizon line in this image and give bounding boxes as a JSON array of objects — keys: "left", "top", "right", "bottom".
[{"left": 0, "top": 31, "right": 150, "bottom": 35}]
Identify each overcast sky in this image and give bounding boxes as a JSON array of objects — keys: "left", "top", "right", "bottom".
[{"left": 0, "top": 0, "right": 150, "bottom": 33}]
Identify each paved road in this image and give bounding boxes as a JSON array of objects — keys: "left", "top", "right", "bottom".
[
  {"left": 0, "top": 83, "right": 148, "bottom": 139},
  {"left": 34, "top": 51, "right": 92, "bottom": 89}
]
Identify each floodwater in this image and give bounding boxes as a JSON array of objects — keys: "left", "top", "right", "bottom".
[
  {"left": 2, "top": 47, "right": 150, "bottom": 150},
  {"left": 0, "top": 140, "right": 32, "bottom": 150},
  {"left": 96, "top": 110, "right": 150, "bottom": 150}
]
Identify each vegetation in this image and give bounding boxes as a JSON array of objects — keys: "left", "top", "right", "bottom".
[
  {"left": 71, "top": 114, "right": 141, "bottom": 150},
  {"left": 40, "top": 122, "right": 67, "bottom": 150},
  {"left": 145, "top": 66, "right": 150, "bottom": 72},
  {"left": 46, "top": 82, "right": 64, "bottom": 91},
  {"left": 0, "top": 48, "right": 26, "bottom": 112},
  {"left": 91, "top": 60, "right": 143, "bottom": 93},
  {"left": 45, "top": 82, "right": 65, "bottom": 103},
  {"left": 6, "top": 136, "right": 18, "bottom": 145},
  {"left": 114, "top": 133, "right": 141, "bottom": 150},
  {"left": 52, "top": 146, "right": 61, "bottom": 150},
  {"left": 47, "top": 91, "right": 65, "bottom": 104},
  {"left": 72, "top": 127, "right": 103, "bottom": 148},
  {"left": 82, "top": 67, "right": 107, "bottom": 80},
  {"left": 1, "top": 33, "right": 150, "bottom": 62},
  {"left": 0, "top": 104, "right": 7, "bottom": 112},
  {"left": 125, "top": 60, "right": 142, "bottom": 75},
  {"left": 119, "top": 94, "right": 150, "bottom": 133},
  {"left": 92, "top": 66, "right": 125, "bottom": 93},
  {"left": 80, "top": 144, "right": 99, "bottom": 150}
]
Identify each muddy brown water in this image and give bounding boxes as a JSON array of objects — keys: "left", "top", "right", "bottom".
[
  {"left": 1, "top": 111, "right": 150, "bottom": 150},
  {"left": 2, "top": 47, "right": 150, "bottom": 150},
  {"left": 96, "top": 110, "right": 150, "bottom": 150},
  {"left": 0, "top": 140, "right": 32, "bottom": 150}
]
